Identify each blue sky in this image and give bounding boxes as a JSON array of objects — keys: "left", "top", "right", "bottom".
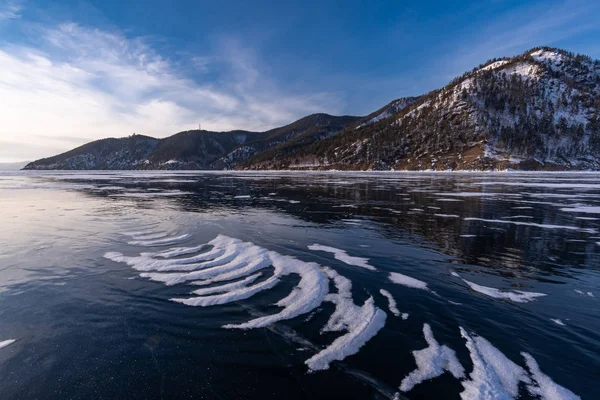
[{"left": 1, "top": 0, "right": 599, "bottom": 162}]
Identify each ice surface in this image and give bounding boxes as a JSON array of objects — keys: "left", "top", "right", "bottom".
[
  {"left": 476, "top": 182, "right": 600, "bottom": 189},
  {"left": 435, "top": 192, "right": 508, "bottom": 197},
  {"left": 389, "top": 272, "right": 428, "bottom": 290},
  {"left": 308, "top": 244, "right": 376, "bottom": 270},
  {"left": 465, "top": 218, "right": 596, "bottom": 233},
  {"left": 401, "top": 313, "right": 409, "bottom": 320},
  {"left": 460, "top": 328, "right": 530, "bottom": 399},
  {"left": 400, "top": 324, "right": 464, "bottom": 392},
  {"left": 109, "top": 190, "right": 190, "bottom": 198},
  {"left": 305, "top": 268, "right": 386, "bottom": 371},
  {"left": 0, "top": 339, "right": 15, "bottom": 349},
  {"left": 379, "top": 289, "right": 400, "bottom": 317},
  {"left": 522, "top": 352, "right": 581, "bottom": 400},
  {"left": 463, "top": 279, "right": 546, "bottom": 303}
]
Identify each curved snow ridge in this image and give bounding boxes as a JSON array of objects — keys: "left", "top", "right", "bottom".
[
  {"left": 128, "top": 233, "right": 192, "bottom": 247},
  {"left": 0, "top": 339, "right": 16, "bottom": 349},
  {"left": 105, "top": 245, "right": 229, "bottom": 273},
  {"left": 223, "top": 251, "right": 329, "bottom": 330},
  {"left": 129, "top": 231, "right": 170, "bottom": 240},
  {"left": 308, "top": 244, "right": 376, "bottom": 270},
  {"left": 172, "top": 275, "right": 280, "bottom": 307},
  {"left": 306, "top": 268, "right": 387, "bottom": 371},
  {"left": 109, "top": 234, "right": 331, "bottom": 335},
  {"left": 189, "top": 272, "right": 263, "bottom": 295},
  {"left": 400, "top": 323, "right": 465, "bottom": 392},
  {"left": 463, "top": 279, "right": 547, "bottom": 303}
]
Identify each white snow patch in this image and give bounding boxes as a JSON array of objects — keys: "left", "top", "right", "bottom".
[
  {"left": 550, "top": 319, "right": 565, "bottom": 326},
  {"left": 379, "top": 289, "right": 400, "bottom": 317},
  {"left": 305, "top": 268, "right": 386, "bottom": 371},
  {"left": 308, "top": 244, "right": 376, "bottom": 271},
  {"left": 463, "top": 279, "right": 547, "bottom": 303},
  {"left": 389, "top": 272, "right": 428, "bottom": 291},
  {"left": 522, "top": 352, "right": 581, "bottom": 400},
  {"left": 479, "top": 60, "right": 509, "bottom": 72},
  {"left": 435, "top": 214, "right": 460, "bottom": 218},
  {"left": 400, "top": 323, "right": 465, "bottom": 392},
  {"left": 460, "top": 328, "right": 531, "bottom": 399},
  {"left": 0, "top": 339, "right": 16, "bottom": 349}
]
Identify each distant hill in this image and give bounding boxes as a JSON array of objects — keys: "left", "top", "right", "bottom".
[
  {"left": 24, "top": 114, "right": 359, "bottom": 170},
  {"left": 25, "top": 46, "right": 600, "bottom": 171}
]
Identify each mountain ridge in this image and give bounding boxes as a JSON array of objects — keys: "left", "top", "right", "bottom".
[{"left": 24, "top": 46, "right": 600, "bottom": 171}]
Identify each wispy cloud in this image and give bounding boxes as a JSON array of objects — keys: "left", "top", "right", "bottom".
[
  {"left": 0, "top": 22, "right": 342, "bottom": 162},
  {"left": 0, "top": 1, "right": 21, "bottom": 20}
]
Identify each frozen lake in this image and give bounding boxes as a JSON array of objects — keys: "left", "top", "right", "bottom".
[{"left": 0, "top": 170, "right": 598, "bottom": 399}]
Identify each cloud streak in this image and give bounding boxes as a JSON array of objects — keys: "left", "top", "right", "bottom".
[
  {"left": 0, "top": 1, "right": 21, "bottom": 20},
  {"left": 0, "top": 22, "right": 342, "bottom": 162}
]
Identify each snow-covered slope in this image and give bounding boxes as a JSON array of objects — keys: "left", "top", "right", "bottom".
[
  {"left": 356, "top": 97, "right": 421, "bottom": 128},
  {"left": 247, "top": 47, "right": 600, "bottom": 171}
]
